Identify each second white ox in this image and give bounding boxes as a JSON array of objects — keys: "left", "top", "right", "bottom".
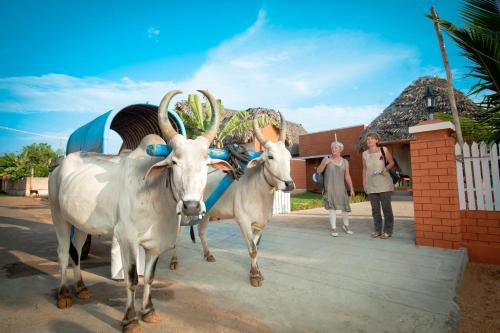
[
  {"left": 49, "top": 90, "right": 231, "bottom": 333},
  {"left": 170, "top": 112, "right": 295, "bottom": 287}
]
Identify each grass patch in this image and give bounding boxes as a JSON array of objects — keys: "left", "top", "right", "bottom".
[{"left": 291, "top": 191, "right": 368, "bottom": 211}]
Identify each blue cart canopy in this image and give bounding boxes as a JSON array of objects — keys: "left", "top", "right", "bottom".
[{"left": 66, "top": 104, "right": 185, "bottom": 155}]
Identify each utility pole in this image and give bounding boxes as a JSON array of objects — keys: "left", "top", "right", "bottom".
[{"left": 430, "top": 6, "right": 464, "bottom": 147}]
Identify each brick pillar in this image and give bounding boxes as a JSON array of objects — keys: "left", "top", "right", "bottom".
[{"left": 409, "top": 120, "right": 462, "bottom": 249}]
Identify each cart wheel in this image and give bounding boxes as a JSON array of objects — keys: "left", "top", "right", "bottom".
[{"left": 81, "top": 235, "right": 92, "bottom": 260}]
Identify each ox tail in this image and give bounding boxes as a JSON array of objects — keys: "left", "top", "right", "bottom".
[
  {"left": 69, "top": 241, "right": 79, "bottom": 266},
  {"left": 190, "top": 226, "right": 196, "bottom": 243}
]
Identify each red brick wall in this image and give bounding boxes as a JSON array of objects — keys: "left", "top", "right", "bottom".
[
  {"left": 461, "top": 211, "right": 500, "bottom": 265},
  {"left": 299, "top": 125, "right": 365, "bottom": 191},
  {"left": 290, "top": 159, "right": 306, "bottom": 190},
  {"left": 410, "top": 120, "right": 500, "bottom": 265}
]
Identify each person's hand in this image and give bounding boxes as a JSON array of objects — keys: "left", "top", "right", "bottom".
[
  {"left": 350, "top": 189, "right": 355, "bottom": 197},
  {"left": 381, "top": 168, "right": 388, "bottom": 176}
]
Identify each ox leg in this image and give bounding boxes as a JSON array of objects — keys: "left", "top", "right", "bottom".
[
  {"left": 70, "top": 229, "right": 91, "bottom": 299},
  {"left": 51, "top": 210, "right": 73, "bottom": 308},
  {"left": 169, "top": 226, "right": 183, "bottom": 270},
  {"left": 237, "top": 220, "right": 263, "bottom": 287},
  {"left": 198, "top": 215, "right": 215, "bottom": 262},
  {"left": 141, "top": 251, "right": 161, "bottom": 323},
  {"left": 119, "top": 239, "right": 142, "bottom": 333}
]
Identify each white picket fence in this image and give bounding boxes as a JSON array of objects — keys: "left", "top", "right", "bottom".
[
  {"left": 273, "top": 190, "right": 291, "bottom": 214},
  {"left": 455, "top": 142, "right": 500, "bottom": 211}
]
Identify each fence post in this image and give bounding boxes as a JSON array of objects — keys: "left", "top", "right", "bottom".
[{"left": 409, "top": 119, "right": 462, "bottom": 249}]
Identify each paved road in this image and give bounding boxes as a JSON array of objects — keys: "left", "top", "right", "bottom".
[{"left": 0, "top": 196, "right": 466, "bottom": 332}]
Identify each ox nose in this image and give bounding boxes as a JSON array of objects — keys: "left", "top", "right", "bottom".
[
  {"left": 182, "top": 200, "right": 201, "bottom": 216},
  {"left": 284, "top": 180, "right": 295, "bottom": 192}
]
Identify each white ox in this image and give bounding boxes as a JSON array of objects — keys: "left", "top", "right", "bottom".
[
  {"left": 170, "top": 112, "right": 295, "bottom": 287},
  {"left": 49, "top": 90, "right": 231, "bottom": 333}
]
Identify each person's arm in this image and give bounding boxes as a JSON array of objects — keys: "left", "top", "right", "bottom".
[
  {"left": 344, "top": 160, "right": 355, "bottom": 197},
  {"left": 382, "top": 147, "right": 395, "bottom": 176},
  {"left": 362, "top": 152, "right": 367, "bottom": 193},
  {"left": 316, "top": 156, "right": 329, "bottom": 174}
]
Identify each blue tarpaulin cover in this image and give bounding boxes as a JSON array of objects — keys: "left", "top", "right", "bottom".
[
  {"left": 66, "top": 111, "right": 111, "bottom": 154},
  {"left": 65, "top": 104, "right": 185, "bottom": 155}
]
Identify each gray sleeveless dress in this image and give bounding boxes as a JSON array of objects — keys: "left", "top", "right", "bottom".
[{"left": 322, "top": 159, "right": 351, "bottom": 212}]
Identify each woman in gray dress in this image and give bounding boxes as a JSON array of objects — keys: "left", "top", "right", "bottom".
[{"left": 317, "top": 141, "right": 355, "bottom": 237}]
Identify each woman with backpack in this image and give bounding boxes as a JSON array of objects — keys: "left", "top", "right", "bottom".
[{"left": 362, "top": 132, "right": 395, "bottom": 239}]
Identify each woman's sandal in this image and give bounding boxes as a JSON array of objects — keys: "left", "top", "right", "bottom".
[
  {"left": 342, "top": 225, "right": 354, "bottom": 235},
  {"left": 371, "top": 232, "right": 382, "bottom": 238},
  {"left": 380, "top": 232, "right": 392, "bottom": 239},
  {"left": 331, "top": 228, "right": 339, "bottom": 237}
]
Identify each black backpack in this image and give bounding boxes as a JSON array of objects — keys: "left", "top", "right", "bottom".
[{"left": 380, "top": 147, "right": 401, "bottom": 184}]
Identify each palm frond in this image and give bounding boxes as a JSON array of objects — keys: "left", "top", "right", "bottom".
[{"left": 462, "top": 0, "right": 500, "bottom": 32}]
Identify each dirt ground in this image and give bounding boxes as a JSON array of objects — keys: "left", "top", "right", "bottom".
[
  {"left": 458, "top": 262, "right": 500, "bottom": 333},
  {"left": 1, "top": 195, "right": 499, "bottom": 332}
]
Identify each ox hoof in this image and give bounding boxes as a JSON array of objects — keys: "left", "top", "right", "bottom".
[
  {"left": 169, "top": 257, "right": 178, "bottom": 270},
  {"left": 123, "top": 320, "right": 143, "bottom": 333},
  {"left": 76, "top": 286, "right": 91, "bottom": 299},
  {"left": 142, "top": 310, "right": 161, "bottom": 323},
  {"left": 205, "top": 253, "right": 216, "bottom": 262},
  {"left": 57, "top": 285, "right": 72, "bottom": 309},
  {"left": 57, "top": 295, "right": 72, "bottom": 308},
  {"left": 76, "top": 282, "right": 91, "bottom": 299},
  {"left": 250, "top": 274, "right": 263, "bottom": 287}
]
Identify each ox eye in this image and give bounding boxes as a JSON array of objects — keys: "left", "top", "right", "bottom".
[
  {"left": 268, "top": 156, "right": 274, "bottom": 160},
  {"left": 172, "top": 160, "right": 178, "bottom": 165}
]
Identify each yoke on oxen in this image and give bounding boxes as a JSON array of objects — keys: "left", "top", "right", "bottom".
[{"left": 146, "top": 142, "right": 263, "bottom": 226}]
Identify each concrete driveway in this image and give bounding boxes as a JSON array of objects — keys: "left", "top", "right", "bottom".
[{"left": 0, "top": 195, "right": 466, "bottom": 333}]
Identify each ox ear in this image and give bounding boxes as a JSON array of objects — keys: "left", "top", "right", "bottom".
[
  {"left": 145, "top": 159, "right": 172, "bottom": 178},
  {"left": 246, "top": 156, "right": 265, "bottom": 169},
  {"left": 209, "top": 159, "right": 233, "bottom": 172}
]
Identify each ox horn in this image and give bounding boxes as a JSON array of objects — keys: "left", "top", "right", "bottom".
[
  {"left": 278, "top": 111, "right": 287, "bottom": 142},
  {"left": 158, "top": 90, "right": 182, "bottom": 139},
  {"left": 253, "top": 114, "right": 268, "bottom": 146},
  {"left": 197, "top": 90, "right": 220, "bottom": 143}
]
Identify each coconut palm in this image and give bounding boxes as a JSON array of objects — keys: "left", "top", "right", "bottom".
[{"left": 429, "top": 0, "right": 500, "bottom": 142}]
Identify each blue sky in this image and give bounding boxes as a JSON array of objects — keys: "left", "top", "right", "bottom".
[{"left": 0, "top": 0, "right": 472, "bottom": 154}]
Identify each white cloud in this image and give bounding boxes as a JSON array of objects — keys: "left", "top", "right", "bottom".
[
  {"left": 0, "top": 74, "right": 175, "bottom": 113},
  {"left": 147, "top": 27, "right": 160, "bottom": 38},
  {"left": 283, "top": 104, "right": 384, "bottom": 133},
  {"left": 176, "top": 10, "right": 417, "bottom": 110},
  {"left": 0, "top": 8, "right": 420, "bottom": 133}
]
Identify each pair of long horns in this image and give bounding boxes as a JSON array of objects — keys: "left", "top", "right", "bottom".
[
  {"left": 158, "top": 90, "right": 219, "bottom": 143},
  {"left": 253, "top": 111, "right": 287, "bottom": 146}
]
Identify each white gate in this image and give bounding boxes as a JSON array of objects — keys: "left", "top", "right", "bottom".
[
  {"left": 455, "top": 142, "right": 500, "bottom": 211},
  {"left": 273, "top": 190, "right": 291, "bottom": 214}
]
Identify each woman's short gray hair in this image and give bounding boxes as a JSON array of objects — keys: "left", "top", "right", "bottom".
[{"left": 331, "top": 141, "right": 344, "bottom": 152}]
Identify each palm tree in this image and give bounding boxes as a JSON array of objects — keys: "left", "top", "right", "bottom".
[
  {"left": 174, "top": 94, "right": 222, "bottom": 139},
  {"left": 175, "top": 95, "right": 272, "bottom": 148},
  {"left": 429, "top": 0, "right": 500, "bottom": 142}
]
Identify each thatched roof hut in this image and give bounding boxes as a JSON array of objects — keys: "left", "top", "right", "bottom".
[
  {"left": 175, "top": 101, "right": 307, "bottom": 155},
  {"left": 358, "top": 76, "right": 480, "bottom": 148}
]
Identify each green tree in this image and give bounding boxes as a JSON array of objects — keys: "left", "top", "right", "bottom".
[
  {"left": 175, "top": 94, "right": 224, "bottom": 139},
  {"left": 430, "top": 0, "right": 500, "bottom": 142},
  {"left": 0, "top": 143, "right": 58, "bottom": 180},
  {"left": 175, "top": 95, "right": 274, "bottom": 147},
  {"left": 0, "top": 153, "right": 27, "bottom": 180}
]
